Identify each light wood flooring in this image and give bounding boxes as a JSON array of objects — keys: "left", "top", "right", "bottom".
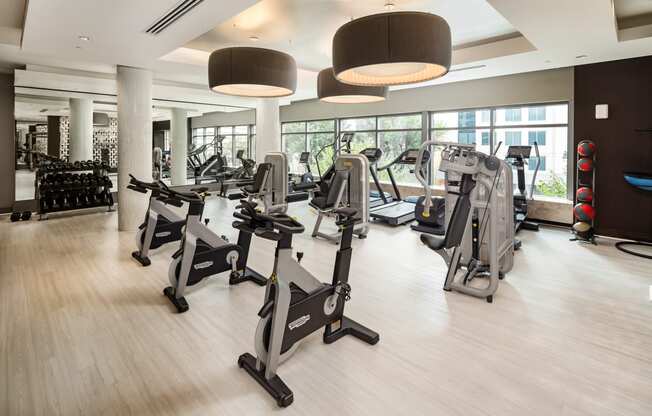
[{"left": 1, "top": 197, "right": 651, "bottom": 415}]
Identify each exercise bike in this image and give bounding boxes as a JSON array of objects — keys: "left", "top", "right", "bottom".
[
  {"left": 235, "top": 200, "right": 379, "bottom": 407},
  {"left": 127, "top": 175, "right": 185, "bottom": 266},
  {"left": 158, "top": 186, "right": 266, "bottom": 313}
]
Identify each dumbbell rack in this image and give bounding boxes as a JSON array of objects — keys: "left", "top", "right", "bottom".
[{"left": 35, "top": 161, "right": 114, "bottom": 220}]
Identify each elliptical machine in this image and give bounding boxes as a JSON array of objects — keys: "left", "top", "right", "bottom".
[
  {"left": 505, "top": 143, "right": 540, "bottom": 248},
  {"left": 416, "top": 142, "right": 515, "bottom": 303},
  {"left": 235, "top": 200, "right": 379, "bottom": 407},
  {"left": 127, "top": 175, "right": 185, "bottom": 266},
  {"left": 159, "top": 186, "right": 266, "bottom": 313}
]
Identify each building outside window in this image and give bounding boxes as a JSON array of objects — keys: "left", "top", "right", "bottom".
[
  {"left": 530, "top": 156, "right": 546, "bottom": 171},
  {"left": 505, "top": 108, "right": 522, "bottom": 122},
  {"left": 528, "top": 106, "right": 546, "bottom": 121},
  {"left": 505, "top": 131, "right": 522, "bottom": 146},
  {"left": 528, "top": 130, "right": 546, "bottom": 146}
]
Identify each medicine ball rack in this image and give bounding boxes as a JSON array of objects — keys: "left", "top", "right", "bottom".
[
  {"left": 35, "top": 160, "right": 114, "bottom": 220},
  {"left": 571, "top": 140, "right": 597, "bottom": 245}
]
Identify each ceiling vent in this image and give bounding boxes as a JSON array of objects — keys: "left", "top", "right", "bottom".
[{"left": 145, "top": 0, "right": 204, "bottom": 35}]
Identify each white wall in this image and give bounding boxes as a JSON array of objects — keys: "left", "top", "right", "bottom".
[{"left": 281, "top": 68, "right": 573, "bottom": 122}]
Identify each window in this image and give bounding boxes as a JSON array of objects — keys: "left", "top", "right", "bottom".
[
  {"left": 528, "top": 130, "right": 546, "bottom": 146},
  {"left": 431, "top": 103, "right": 569, "bottom": 199},
  {"left": 505, "top": 108, "right": 521, "bottom": 122},
  {"left": 340, "top": 117, "right": 377, "bottom": 154},
  {"left": 192, "top": 125, "right": 254, "bottom": 165},
  {"left": 505, "top": 131, "right": 522, "bottom": 146},
  {"left": 493, "top": 104, "right": 568, "bottom": 199},
  {"left": 528, "top": 107, "right": 546, "bottom": 121},
  {"left": 530, "top": 156, "right": 546, "bottom": 171},
  {"left": 282, "top": 119, "right": 336, "bottom": 173}
]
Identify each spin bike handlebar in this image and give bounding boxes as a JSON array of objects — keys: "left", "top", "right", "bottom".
[
  {"left": 127, "top": 174, "right": 160, "bottom": 194},
  {"left": 233, "top": 200, "right": 305, "bottom": 238}
]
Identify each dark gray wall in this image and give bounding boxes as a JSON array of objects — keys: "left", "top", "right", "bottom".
[
  {"left": 47, "top": 116, "right": 61, "bottom": 157},
  {"left": 0, "top": 74, "right": 15, "bottom": 212}
]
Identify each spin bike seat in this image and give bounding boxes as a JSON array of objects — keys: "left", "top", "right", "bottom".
[{"left": 420, "top": 234, "right": 446, "bottom": 251}]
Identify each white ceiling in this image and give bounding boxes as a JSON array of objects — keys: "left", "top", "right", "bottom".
[
  {"left": 185, "top": 0, "right": 518, "bottom": 72},
  {"left": 0, "top": 0, "right": 26, "bottom": 46},
  {"left": 614, "top": 0, "right": 652, "bottom": 18},
  {"left": 4, "top": 0, "right": 652, "bottom": 111}
]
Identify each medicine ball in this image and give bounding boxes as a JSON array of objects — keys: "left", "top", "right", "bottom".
[
  {"left": 10, "top": 212, "right": 21, "bottom": 222},
  {"left": 577, "top": 140, "right": 596, "bottom": 157},
  {"left": 576, "top": 187, "right": 593, "bottom": 202},
  {"left": 573, "top": 203, "right": 595, "bottom": 222},
  {"left": 578, "top": 157, "right": 593, "bottom": 172},
  {"left": 572, "top": 221, "right": 592, "bottom": 233}
]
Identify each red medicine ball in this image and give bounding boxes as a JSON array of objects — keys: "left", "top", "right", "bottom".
[
  {"left": 574, "top": 203, "right": 595, "bottom": 222},
  {"left": 578, "top": 157, "right": 593, "bottom": 172},
  {"left": 577, "top": 140, "right": 596, "bottom": 157},
  {"left": 576, "top": 187, "right": 593, "bottom": 202}
]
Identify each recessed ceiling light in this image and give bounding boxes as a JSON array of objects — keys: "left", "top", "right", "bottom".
[
  {"left": 575, "top": 54, "right": 588, "bottom": 59},
  {"left": 249, "top": 36, "right": 259, "bottom": 41},
  {"left": 78, "top": 35, "right": 90, "bottom": 41},
  {"left": 384, "top": 2, "right": 395, "bottom": 11}
]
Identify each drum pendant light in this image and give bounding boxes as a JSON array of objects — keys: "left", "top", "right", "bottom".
[
  {"left": 332, "top": 12, "right": 452, "bottom": 87},
  {"left": 208, "top": 47, "right": 297, "bottom": 97},
  {"left": 317, "top": 68, "right": 388, "bottom": 103}
]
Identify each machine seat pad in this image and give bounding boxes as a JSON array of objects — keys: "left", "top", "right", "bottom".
[
  {"left": 243, "top": 184, "right": 258, "bottom": 194},
  {"left": 420, "top": 234, "right": 447, "bottom": 251},
  {"left": 309, "top": 196, "right": 333, "bottom": 210}
]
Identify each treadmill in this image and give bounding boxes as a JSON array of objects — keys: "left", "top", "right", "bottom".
[
  {"left": 359, "top": 147, "right": 393, "bottom": 208},
  {"left": 370, "top": 148, "right": 427, "bottom": 225}
]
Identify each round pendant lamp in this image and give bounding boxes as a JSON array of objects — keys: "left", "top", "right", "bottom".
[
  {"left": 208, "top": 47, "right": 297, "bottom": 98},
  {"left": 332, "top": 12, "right": 452, "bottom": 87},
  {"left": 317, "top": 68, "right": 388, "bottom": 103}
]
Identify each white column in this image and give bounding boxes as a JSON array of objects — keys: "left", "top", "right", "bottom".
[
  {"left": 255, "top": 98, "right": 281, "bottom": 164},
  {"left": 117, "top": 66, "right": 152, "bottom": 231},
  {"left": 69, "top": 98, "right": 93, "bottom": 162},
  {"left": 170, "top": 108, "right": 188, "bottom": 186}
]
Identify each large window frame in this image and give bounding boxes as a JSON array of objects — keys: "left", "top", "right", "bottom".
[
  {"left": 281, "top": 119, "right": 337, "bottom": 174},
  {"left": 429, "top": 102, "right": 571, "bottom": 200},
  {"left": 338, "top": 113, "right": 424, "bottom": 185}
]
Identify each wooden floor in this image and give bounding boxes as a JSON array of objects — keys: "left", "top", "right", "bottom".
[{"left": 1, "top": 197, "right": 651, "bottom": 415}]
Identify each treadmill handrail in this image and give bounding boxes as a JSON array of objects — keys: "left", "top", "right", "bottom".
[{"left": 529, "top": 141, "right": 540, "bottom": 200}]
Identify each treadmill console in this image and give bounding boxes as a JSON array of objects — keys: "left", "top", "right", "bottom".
[
  {"left": 506, "top": 145, "right": 532, "bottom": 160},
  {"left": 360, "top": 148, "right": 382, "bottom": 162},
  {"left": 401, "top": 149, "right": 429, "bottom": 165},
  {"left": 299, "top": 151, "right": 310, "bottom": 164}
]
